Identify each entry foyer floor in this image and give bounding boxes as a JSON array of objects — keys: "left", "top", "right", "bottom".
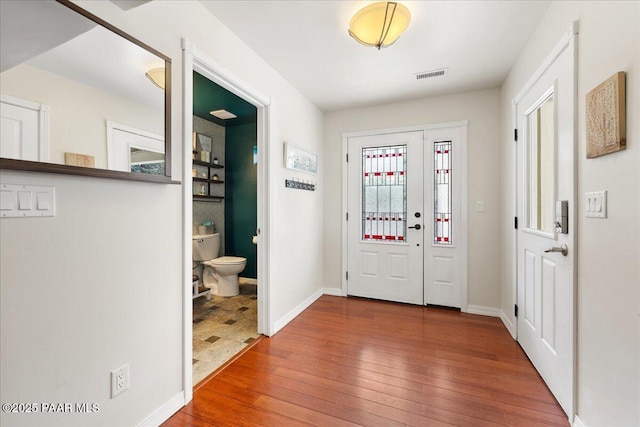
[{"left": 171, "top": 295, "right": 568, "bottom": 426}]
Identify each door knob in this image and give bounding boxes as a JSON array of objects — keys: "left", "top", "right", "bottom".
[
  {"left": 544, "top": 244, "right": 568, "bottom": 256},
  {"left": 408, "top": 224, "right": 422, "bottom": 230}
]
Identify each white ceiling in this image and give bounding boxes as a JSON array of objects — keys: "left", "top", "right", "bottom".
[{"left": 201, "top": 1, "right": 551, "bottom": 112}]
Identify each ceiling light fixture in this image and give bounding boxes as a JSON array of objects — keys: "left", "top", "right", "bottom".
[
  {"left": 210, "top": 109, "right": 237, "bottom": 120},
  {"left": 348, "top": 2, "right": 411, "bottom": 50},
  {"left": 145, "top": 67, "right": 165, "bottom": 90}
]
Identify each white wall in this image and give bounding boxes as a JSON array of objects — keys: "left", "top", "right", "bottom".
[
  {"left": 323, "top": 88, "right": 502, "bottom": 310},
  {"left": 1, "top": 64, "right": 164, "bottom": 168},
  {"left": 500, "top": 2, "right": 640, "bottom": 425},
  {"left": 0, "top": 0, "right": 324, "bottom": 426}
]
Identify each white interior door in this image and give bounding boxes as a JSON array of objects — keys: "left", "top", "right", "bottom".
[
  {"left": 0, "top": 95, "right": 49, "bottom": 162},
  {"left": 515, "top": 30, "right": 575, "bottom": 418},
  {"left": 347, "top": 131, "right": 424, "bottom": 304}
]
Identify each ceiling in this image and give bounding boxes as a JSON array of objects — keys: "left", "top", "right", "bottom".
[
  {"left": 201, "top": 1, "right": 551, "bottom": 112},
  {"left": 193, "top": 72, "right": 257, "bottom": 127}
]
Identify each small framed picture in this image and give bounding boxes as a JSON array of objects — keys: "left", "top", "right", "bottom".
[
  {"left": 284, "top": 142, "right": 318, "bottom": 175},
  {"left": 586, "top": 72, "right": 626, "bottom": 158}
]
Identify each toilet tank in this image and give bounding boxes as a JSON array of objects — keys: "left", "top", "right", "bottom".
[{"left": 192, "top": 233, "right": 220, "bottom": 261}]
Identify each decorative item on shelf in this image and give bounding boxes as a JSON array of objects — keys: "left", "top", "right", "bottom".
[
  {"left": 201, "top": 172, "right": 207, "bottom": 178},
  {"left": 213, "top": 174, "right": 219, "bottom": 181},
  {"left": 213, "top": 157, "right": 219, "bottom": 165},
  {"left": 192, "top": 169, "right": 197, "bottom": 177},
  {"left": 199, "top": 183, "right": 206, "bottom": 195},
  {"left": 200, "top": 151, "right": 210, "bottom": 162},
  {"left": 285, "top": 178, "right": 316, "bottom": 192}
]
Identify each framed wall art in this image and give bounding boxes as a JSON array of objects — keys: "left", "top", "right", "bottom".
[
  {"left": 586, "top": 71, "right": 626, "bottom": 158},
  {"left": 284, "top": 142, "right": 318, "bottom": 175}
]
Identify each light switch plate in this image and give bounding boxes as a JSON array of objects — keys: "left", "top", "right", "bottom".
[
  {"left": 585, "top": 191, "right": 607, "bottom": 218},
  {"left": 0, "top": 184, "right": 55, "bottom": 218}
]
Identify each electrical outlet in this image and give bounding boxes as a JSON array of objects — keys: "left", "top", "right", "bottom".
[{"left": 111, "top": 364, "right": 129, "bottom": 398}]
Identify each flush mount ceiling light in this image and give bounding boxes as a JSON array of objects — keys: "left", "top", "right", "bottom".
[
  {"left": 145, "top": 67, "right": 165, "bottom": 90},
  {"left": 210, "top": 109, "right": 237, "bottom": 120},
  {"left": 348, "top": 2, "right": 411, "bottom": 50}
]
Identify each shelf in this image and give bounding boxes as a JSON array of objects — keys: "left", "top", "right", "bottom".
[
  {"left": 193, "top": 177, "right": 224, "bottom": 184},
  {"left": 193, "top": 159, "right": 223, "bottom": 168},
  {"left": 193, "top": 195, "right": 224, "bottom": 202}
]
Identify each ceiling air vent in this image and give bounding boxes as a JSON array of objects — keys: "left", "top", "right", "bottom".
[{"left": 415, "top": 68, "right": 447, "bottom": 80}]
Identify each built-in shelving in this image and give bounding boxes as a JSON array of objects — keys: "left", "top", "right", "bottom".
[{"left": 192, "top": 158, "right": 224, "bottom": 201}]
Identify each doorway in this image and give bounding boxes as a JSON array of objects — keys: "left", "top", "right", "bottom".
[
  {"left": 513, "top": 24, "right": 577, "bottom": 419},
  {"left": 343, "top": 123, "right": 467, "bottom": 309},
  {"left": 182, "top": 40, "right": 271, "bottom": 402}
]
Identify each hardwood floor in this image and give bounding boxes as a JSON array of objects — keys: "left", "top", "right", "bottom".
[{"left": 164, "top": 295, "right": 569, "bottom": 426}]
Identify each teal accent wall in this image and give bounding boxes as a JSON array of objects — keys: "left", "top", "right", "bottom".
[{"left": 224, "top": 123, "right": 257, "bottom": 279}]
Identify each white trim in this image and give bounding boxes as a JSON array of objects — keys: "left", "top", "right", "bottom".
[
  {"left": 572, "top": 415, "right": 587, "bottom": 427},
  {"left": 272, "top": 288, "right": 324, "bottom": 334},
  {"left": 106, "top": 121, "right": 164, "bottom": 171},
  {"left": 135, "top": 392, "right": 185, "bottom": 427},
  {"left": 341, "top": 120, "right": 468, "bottom": 139},
  {"left": 0, "top": 93, "right": 50, "bottom": 162},
  {"left": 342, "top": 122, "right": 468, "bottom": 310},
  {"left": 514, "top": 21, "right": 579, "bottom": 104},
  {"left": 341, "top": 136, "right": 349, "bottom": 297},
  {"left": 181, "top": 38, "right": 273, "bottom": 406},
  {"left": 323, "top": 287, "right": 344, "bottom": 297},
  {"left": 466, "top": 305, "right": 501, "bottom": 317},
  {"left": 500, "top": 309, "right": 517, "bottom": 339}
]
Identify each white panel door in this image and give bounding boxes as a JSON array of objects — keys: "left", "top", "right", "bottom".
[
  {"left": 0, "top": 101, "right": 39, "bottom": 161},
  {"left": 424, "top": 127, "right": 465, "bottom": 308},
  {"left": 347, "top": 131, "right": 424, "bottom": 304},
  {"left": 515, "top": 31, "right": 575, "bottom": 418}
]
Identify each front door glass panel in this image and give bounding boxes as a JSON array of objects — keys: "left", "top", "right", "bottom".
[{"left": 361, "top": 145, "right": 407, "bottom": 242}]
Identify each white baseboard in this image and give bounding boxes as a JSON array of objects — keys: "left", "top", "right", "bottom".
[
  {"left": 239, "top": 277, "right": 257, "bottom": 285},
  {"left": 500, "top": 309, "right": 517, "bottom": 339},
  {"left": 573, "top": 415, "right": 586, "bottom": 427},
  {"left": 136, "top": 392, "right": 185, "bottom": 427},
  {"left": 466, "top": 305, "right": 500, "bottom": 317},
  {"left": 272, "top": 288, "right": 324, "bottom": 335},
  {"left": 323, "top": 287, "right": 344, "bottom": 297}
]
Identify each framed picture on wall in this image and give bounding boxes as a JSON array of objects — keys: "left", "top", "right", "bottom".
[
  {"left": 586, "top": 71, "right": 626, "bottom": 158},
  {"left": 284, "top": 142, "right": 318, "bottom": 175}
]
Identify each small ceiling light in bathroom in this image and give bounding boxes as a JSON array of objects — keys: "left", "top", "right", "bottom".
[
  {"left": 145, "top": 67, "right": 165, "bottom": 89},
  {"left": 210, "top": 109, "right": 237, "bottom": 120},
  {"left": 348, "top": 2, "right": 411, "bottom": 50}
]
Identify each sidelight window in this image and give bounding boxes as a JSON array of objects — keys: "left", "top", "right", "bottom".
[{"left": 434, "top": 141, "right": 452, "bottom": 245}]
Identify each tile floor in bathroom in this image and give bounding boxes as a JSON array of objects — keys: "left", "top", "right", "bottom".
[{"left": 192, "top": 283, "right": 259, "bottom": 385}]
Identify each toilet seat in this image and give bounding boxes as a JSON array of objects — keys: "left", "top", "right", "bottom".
[{"left": 203, "top": 256, "right": 246, "bottom": 266}]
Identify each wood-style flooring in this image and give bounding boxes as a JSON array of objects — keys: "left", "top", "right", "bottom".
[{"left": 164, "top": 295, "right": 569, "bottom": 426}]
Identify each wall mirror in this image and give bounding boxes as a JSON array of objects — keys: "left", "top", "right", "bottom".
[{"left": 0, "top": 0, "right": 173, "bottom": 183}]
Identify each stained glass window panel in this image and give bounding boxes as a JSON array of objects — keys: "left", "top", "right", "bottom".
[
  {"left": 362, "top": 145, "right": 406, "bottom": 242},
  {"left": 434, "top": 141, "right": 452, "bottom": 245}
]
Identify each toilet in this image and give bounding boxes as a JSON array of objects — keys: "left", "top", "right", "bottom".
[{"left": 192, "top": 233, "right": 246, "bottom": 297}]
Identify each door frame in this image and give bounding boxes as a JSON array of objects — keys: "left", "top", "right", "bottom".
[
  {"left": 511, "top": 21, "right": 578, "bottom": 420},
  {"left": 341, "top": 121, "right": 468, "bottom": 311},
  {"left": 181, "top": 39, "right": 272, "bottom": 403}
]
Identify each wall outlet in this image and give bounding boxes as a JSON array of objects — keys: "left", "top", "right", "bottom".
[{"left": 111, "top": 364, "right": 130, "bottom": 398}]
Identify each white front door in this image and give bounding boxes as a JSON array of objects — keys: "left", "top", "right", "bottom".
[
  {"left": 346, "top": 126, "right": 466, "bottom": 307},
  {"left": 347, "top": 131, "right": 424, "bottom": 304},
  {"left": 515, "top": 29, "right": 576, "bottom": 418}
]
